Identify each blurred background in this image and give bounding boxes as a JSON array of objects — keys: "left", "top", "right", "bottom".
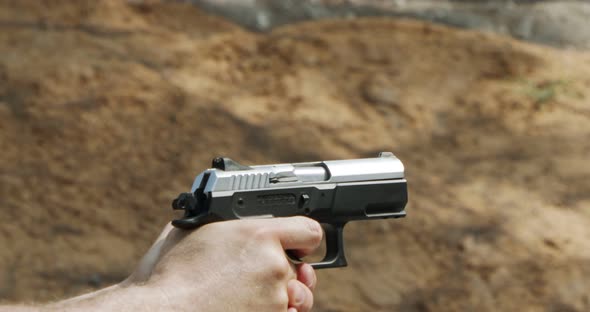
[{"left": 1, "top": 0, "right": 589, "bottom": 311}]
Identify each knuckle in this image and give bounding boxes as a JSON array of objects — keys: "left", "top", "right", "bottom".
[
  {"left": 289, "top": 281, "right": 314, "bottom": 312},
  {"left": 274, "top": 289, "right": 289, "bottom": 309},
  {"left": 265, "top": 251, "right": 291, "bottom": 280},
  {"left": 252, "top": 227, "right": 274, "bottom": 242},
  {"left": 294, "top": 291, "right": 313, "bottom": 312},
  {"left": 303, "top": 288, "right": 314, "bottom": 312}
]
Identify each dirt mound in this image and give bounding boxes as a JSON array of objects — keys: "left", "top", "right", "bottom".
[{"left": 1, "top": 1, "right": 590, "bottom": 311}]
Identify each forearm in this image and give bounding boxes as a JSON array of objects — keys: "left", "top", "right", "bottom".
[
  {"left": 0, "top": 284, "right": 167, "bottom": 312},
  {"left": 0, "top": 305, "right": 39, "bottom": 312}
]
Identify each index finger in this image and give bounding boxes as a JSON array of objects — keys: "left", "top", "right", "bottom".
[{"left": 248, "top": 216, "right": 323, "bottom": 252}]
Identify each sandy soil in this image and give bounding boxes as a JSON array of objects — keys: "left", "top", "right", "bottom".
[{"left": 1, "top": 1, "right": 589, "bottom": 311}]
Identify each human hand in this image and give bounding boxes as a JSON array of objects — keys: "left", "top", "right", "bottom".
[
  {"left": 126, "top": 217, "right": 323, "bottom": 312},
  {"left": 0, "top": 217, "right": 322, "bottom": 312}
]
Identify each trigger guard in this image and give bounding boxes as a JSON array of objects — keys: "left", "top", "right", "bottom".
[
  {"left": 286, "top": 222, "right": 348, "bottom": 269},
  {"left": 310, "top": 222, "right": 348, "bottom": 269}
]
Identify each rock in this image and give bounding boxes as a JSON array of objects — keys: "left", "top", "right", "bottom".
[{"left": 190, "top": 0, "right": 590, "bottom": 49}]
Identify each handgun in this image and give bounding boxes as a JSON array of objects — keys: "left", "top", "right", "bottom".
[{"left": 171, "top": 152, "right": 408, "bottom": 269}]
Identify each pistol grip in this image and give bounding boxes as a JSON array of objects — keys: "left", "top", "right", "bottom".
[{"left": 309, "top": 222, "right": 348, "bottom": 269}]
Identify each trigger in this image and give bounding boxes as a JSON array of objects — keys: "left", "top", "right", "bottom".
[{"left": 286, "top": 250, "right": 304, "bottom": 264}]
